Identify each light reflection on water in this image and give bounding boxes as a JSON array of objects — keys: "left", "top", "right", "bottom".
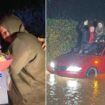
[
  {"left": 47, "top": 74, "right": 56, "bottom": 86},
  {"left": 47, "top": 74, "right": 60, "bottom": 105},
  {"left": 62, "top": 79, "right": 82, "bottom": 105},
  {"left": 93, "top": 80, "right": 99, "bottom": 97},
  {"left": 47, "top": 73, "right": 105, "bottom": 105},
  {"left": 66, "top": 80, "right": 78, "bottom": 89}
]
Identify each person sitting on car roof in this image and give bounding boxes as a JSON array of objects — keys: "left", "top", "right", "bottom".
[{"left": 95, "top": 22, "right": 105, "bottom": 41}]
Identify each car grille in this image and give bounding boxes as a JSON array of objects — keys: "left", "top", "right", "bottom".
[{"left": 55, "top": 66, "right": 67, "bottom": 71}]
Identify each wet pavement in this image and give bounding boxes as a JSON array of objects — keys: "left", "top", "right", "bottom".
[{"left": 47, "top": 72, "right": 105, "bottom": 105}]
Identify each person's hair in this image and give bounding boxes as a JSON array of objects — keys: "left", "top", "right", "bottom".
[{"left": 93, "top": 19, "right": 98, "bottom": 28}]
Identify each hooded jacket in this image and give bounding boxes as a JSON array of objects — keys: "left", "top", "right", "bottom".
[{"left": 0, "top": 15, "right": 45, "bottom": 105}]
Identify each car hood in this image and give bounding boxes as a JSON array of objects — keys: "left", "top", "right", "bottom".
[{"left": 54, "top": 53, "right": 98, "bottom": 66}]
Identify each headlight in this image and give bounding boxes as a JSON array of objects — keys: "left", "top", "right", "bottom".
[
  {"left": 66, "top": 66, "right": 82, "bottom": 72},
  {"left": 50, "top": 62, "right": 55, "bottom": 68}
]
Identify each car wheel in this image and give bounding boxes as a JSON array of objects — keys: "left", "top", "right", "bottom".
[{"left": 86, "top": 67, "right": 98, "bottom": 78}]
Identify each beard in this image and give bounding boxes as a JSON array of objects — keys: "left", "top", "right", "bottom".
[{"left": 5, "top": 36, "right": 13, "bottom": 43}]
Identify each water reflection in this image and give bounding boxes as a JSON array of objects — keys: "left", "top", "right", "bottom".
[
  {"left": 47, "top": 74, "right": 60, "bottom": 105},
  {"left": 66, "top": 79, "right": 79, "bottom": 89},
  {"left": 62, "top": 79, "right": 81, "bottom": 105},
  {"left": 47, "top": 74, "right": 56, "bottom": 86},
  {"left": 47, "top": 73, "right": 105, "bottom": 105},
  {"left": 93, "top": 80, "right": 99, "bottom": 97}
]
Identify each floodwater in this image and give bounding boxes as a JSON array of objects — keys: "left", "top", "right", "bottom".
[{"left": 47, "top": 72, "right": 105, "bottom": 105}]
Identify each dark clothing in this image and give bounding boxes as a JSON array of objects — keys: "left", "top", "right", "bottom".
[
  {"left": 79, "top": 22, "right": 90, "bottom": 44},
  {"left": 0, "top": 36, "right": 9, "bottom": 52},
  {"left": 81, "top": 27, "right": 90, "bottom": 44},
  {"left": 94, "top": 34, "right": 105, "bottom": 42},
  {"left": 79, "top": 24, "right": 90, "bottom": 52}
]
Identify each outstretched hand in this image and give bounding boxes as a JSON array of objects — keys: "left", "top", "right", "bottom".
[{"left": 84, "top": 20, "right": 88, "bottom": 26}]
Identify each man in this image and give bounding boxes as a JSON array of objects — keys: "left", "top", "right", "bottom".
[{"left": 0, "top": 15, "right": 45, "bottom": 105}]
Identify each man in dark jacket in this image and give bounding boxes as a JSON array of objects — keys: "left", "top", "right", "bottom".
[
  {"left": 78, "top": 20, "right": 90, "bottom": 53},
  {"left": 0, "top": 15, "right": 45, "bottom": 105}
]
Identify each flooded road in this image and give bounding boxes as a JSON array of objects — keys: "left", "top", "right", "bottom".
[{"left": 47, "top": 72, "right": 105, "bottom": 105}]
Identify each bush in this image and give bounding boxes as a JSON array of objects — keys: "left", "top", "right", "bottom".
[{"left": 47, "top": 18, "right": 78, "bottom": 62}]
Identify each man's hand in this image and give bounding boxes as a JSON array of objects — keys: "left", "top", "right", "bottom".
[
  {"left": 38, "top": 37, "right": 46, "bottom": 51},
  {"left": 84, "top": 20, "right": 88, "bottom": 26}
]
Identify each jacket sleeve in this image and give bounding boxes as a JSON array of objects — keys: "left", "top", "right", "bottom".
[{"left": 9, "top": 38, "right": 36, "bottom": 75}]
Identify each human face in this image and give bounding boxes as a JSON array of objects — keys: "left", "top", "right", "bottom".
[
  {"left": 0, "top": 26, "right": 10, "bottom": 39},
  {"left": 98, "top": 23, "right": 103, "bottom": 28},
  {"left": 89, "top": 26, "right": 95, "bottom": 32}
]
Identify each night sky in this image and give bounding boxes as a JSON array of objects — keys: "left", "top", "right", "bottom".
[
  {"left": 48, "top": 0, "right": 105, "bottom": 21},
  {"left": 0, "top": 0, "right": 45, "bottom": 37}
]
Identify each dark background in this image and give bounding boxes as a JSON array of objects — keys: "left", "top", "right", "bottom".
[
  {"left": 0, "top": 0, "right": 45, "bottom": 37},
  {"left": 48, "top": 0, "right": 105, "bottom": 21}
]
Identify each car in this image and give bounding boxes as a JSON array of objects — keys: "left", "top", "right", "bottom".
[{"left": 48, "top": 42, "right": 105, "bottom": 78}]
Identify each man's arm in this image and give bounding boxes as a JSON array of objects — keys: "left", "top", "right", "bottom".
[{"left": 9, "top": 38, "right": 35, "bottom": 75}]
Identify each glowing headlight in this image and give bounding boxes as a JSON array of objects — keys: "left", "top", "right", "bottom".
[
  {"left": 66, "top": 66, "right": 82, "bottom": 72},
  {"left": 50, "top": 62, "right": 55, "bottom": 68}
]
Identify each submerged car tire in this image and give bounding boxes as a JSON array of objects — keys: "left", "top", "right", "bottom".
[{"left": 86, "top": 67, "right": 98, "bottom": 78}]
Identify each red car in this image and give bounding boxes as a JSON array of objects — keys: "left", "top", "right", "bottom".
[{"left": 48, "top": 45, "right": 105, "bottom": 78}]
